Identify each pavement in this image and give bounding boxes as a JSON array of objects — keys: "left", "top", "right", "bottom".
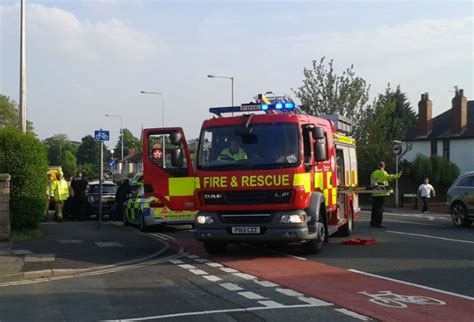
[{"left": 0, "top": 212, "right": 169, "bottom": 283}]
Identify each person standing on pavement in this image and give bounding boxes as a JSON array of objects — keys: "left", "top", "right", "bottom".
[
  {"left": 418, "top": 178, "right": 435, "bottom": 214},
  {"left": 115, "top": 179, "right": 131, "bottom": 221},
  {"left": 51, "top": 172, "right": 69, "bottom": 222},
  {"left": 71, "top": 171, "right": 89, "bottom": 221},
  {"left": 370, "top": 161, "right": 402, "bottom": 228}
]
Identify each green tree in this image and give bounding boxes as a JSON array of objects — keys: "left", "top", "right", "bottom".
[
  {"left": 410, "top": 154, "right": 459, "bottom": 195},
  {"left": 357, "top": 85, "right": 417, "bottom": 184},
  {"left": 43, "top": 134, "right": 79, "bottom": 166},
  {"left": 76, "top": 135, "right": 111, "bottom": 180},
  {"left": 59, "top": 150, "right": 77, "bottom": 178},
  {"left": 0, "top": 128, "right": 48, "bottom": 231},
  {"left": 113, "top": 128, "right": 142, "bottom": 159},
  {"left": 0, "top": 95, "right": 34, "bottom": 133},
  {"left": 293, "top": 57, "right": 371, "bottom": 139}
]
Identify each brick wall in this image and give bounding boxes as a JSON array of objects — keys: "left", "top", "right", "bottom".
[{"left": 0, "top": 173, "right": 11, "bottom": 241}]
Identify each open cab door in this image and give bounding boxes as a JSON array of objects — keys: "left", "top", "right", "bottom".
[{"left": 142, "top": 128, "right": 196, "bottom": 211}]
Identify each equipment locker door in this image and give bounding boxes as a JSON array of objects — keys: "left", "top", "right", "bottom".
[{"left": 142, "top": 128, "right": 196, "bottom": 211}]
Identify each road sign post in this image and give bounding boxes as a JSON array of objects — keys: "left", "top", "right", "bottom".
[
  {"left": 94, "top": 130, "right": 109, "bottom": 229},
  {"left": 393, "top": 143, "right": 403, "bottom": 208}
]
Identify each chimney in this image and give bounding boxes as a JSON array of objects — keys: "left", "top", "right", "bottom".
[
  {"left": 418, "top": 93, "right": 432, "bottom": 135},
  {"left": 451, "top": 88, "right": 467, "bottom": 134}
]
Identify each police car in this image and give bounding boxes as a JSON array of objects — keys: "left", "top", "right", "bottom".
[{"left": 123, "top": 181, "right": 196, "bottom": 231}]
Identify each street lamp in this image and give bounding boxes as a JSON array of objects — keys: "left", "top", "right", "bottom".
[
  {"left": 105, "top": 113, "right": 124, "bottom": 178},
  {"left": 140, "top": 91, "right": 165, "bottom": 127},
  {"left": 207, "top": 74, "right": 234, "bottom": 106}
]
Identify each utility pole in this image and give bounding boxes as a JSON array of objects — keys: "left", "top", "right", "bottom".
[{"left": 19, "top": 0, "right": 27, "bottom": 133}]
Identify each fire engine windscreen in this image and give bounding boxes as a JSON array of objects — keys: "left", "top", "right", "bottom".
[{"left": 198, "top": 123, "right": 300, "bottom": 170}]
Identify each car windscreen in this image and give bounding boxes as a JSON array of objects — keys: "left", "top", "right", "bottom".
[
  {"left": 197, "top": 123, "right": 300, "bottom": 171},
  {"left": 89, "top": 184, "right": 118, "bottom": 194}
]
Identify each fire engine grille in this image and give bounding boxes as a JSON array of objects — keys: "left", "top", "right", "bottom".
[
  {"left": 219, "top": 213, "right": 273, "bottom": 224},
  {"left": 201, "top": 190, "right": 292, "bottom": 205}
]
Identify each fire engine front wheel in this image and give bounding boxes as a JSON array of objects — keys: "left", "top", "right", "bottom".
[
  {"left": 204, "top": 242, "right": 227, "bottom": 254},
  {"left": 304, "top": 221, "right": 326, "bottom": 255}
]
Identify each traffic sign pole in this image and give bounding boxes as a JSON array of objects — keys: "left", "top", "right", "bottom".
[
  {"left": 393, "top": 143, "right": 402, "bottom": 209},
  {"left": 99, "top": 141, "right": 103, "bottom": 229},
  {"left": 94, "top": 129, "right": 109, "bottom": 230}
]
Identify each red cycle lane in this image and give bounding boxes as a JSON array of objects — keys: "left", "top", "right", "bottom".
[{"left": 178, "top": 239, "right": 474, "bottom": 322}]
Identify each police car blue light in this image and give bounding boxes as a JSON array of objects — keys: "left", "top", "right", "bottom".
[
  {"left": 275, "top": 103, "right": 283, "bottom": 110},
  {"left": 261, "top": 104, "right": 269, "bottom": 110},
  {"left": 285, "top": 102, "right": 295, "bottom": 109}
]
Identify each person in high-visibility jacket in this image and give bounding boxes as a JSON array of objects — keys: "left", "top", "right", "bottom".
[
  {"left": 370, "top": 161, "right": 402, "bottom": 228},
  {"left": 51, "top": 172, "right": 69, "bottom": 222},
  {"left": 218, "top": 139, "right": 247, "bottom": 161}
]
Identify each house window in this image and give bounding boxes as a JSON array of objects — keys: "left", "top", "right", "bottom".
[
  {"left": 442, "top": 140, "right": 450, "bottom": 161},
  {"left": 430, "top": 140, "right": 437, "bottom": 156}
]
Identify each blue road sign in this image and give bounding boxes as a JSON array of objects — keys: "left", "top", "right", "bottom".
[
  {"left": 108, "top": 159, "right": 116, "bottom": 167},
  {"left": 94, "top": 130, "right": 110, "bottom": 141}
]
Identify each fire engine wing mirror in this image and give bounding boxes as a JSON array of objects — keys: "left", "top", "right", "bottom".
[
  {"left": 314, "top": 142, "right": 327, "bottom": 162},
  {"left": 312, "top": 127, "right": 325, "bottom": 140},
  {"left": 170, "top": 132, "right": 183, "bottom": 145},
  {"left": 171, "top": 148, "right": 184, "bottom": 168}
]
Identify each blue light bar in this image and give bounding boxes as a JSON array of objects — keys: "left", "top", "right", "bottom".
[{"left": 209, "top": 102, "right": 297, "bottom": 116}]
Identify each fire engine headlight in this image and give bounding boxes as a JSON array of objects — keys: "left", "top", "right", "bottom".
[
  {"left": 196, "top": 215, "right": 214, "bottom": 224},
  {"left": 280, "top": 214, "right": 305, "bottom": 224}
]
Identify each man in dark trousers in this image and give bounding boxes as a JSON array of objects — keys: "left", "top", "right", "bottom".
[
  {"left": 370, "top": 161, "right": 402, "bottom": 228},
  {"left": 115, "top": 179, "right": 131, "bottom": 221},
  {"left": 71, "top": 170, "right": 89, "bottom": 221}
]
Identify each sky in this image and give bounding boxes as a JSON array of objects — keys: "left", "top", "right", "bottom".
[{"left": 0, "top": 0, "right": 473, "bottom": 151}]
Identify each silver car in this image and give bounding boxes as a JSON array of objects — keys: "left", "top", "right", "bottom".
[{"left": 446, "top": 171, "right": 474, "bottom": 227}]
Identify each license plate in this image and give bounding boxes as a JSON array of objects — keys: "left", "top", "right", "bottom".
[{"left": 231, "top": 227, "right": 261, "bottom": 234}]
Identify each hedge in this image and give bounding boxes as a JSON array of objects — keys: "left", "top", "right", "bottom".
[{"left": 0, "top": 127, "right": 49, "bottom": 230}]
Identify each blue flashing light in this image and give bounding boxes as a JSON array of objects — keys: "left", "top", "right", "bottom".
[
  {"left": 284, "top": 102, "right": 295, "bottom": 109},
  {"left": 275, "top": 103, "right": 283, "bottom": 110},
  {"left": 261, "top": 104, "right": 269, "bottom": 110}
]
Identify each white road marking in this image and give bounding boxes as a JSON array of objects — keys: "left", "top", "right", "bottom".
[
  {"left": 202, "top": 275, "right": 221, "bottom": 282},
  {"left": 169, "top": 259, "right": 184, "bottom": 265},
  {"left": 94, "top": 242, "right": 123, "bottom": 247},
  {"left": 220, "top": 267, "right": 238, "bottom": 273},
  {"left": 23, "top": 254, "right": 55, "bottom": 263},
  {"left": 387, "top": 230, "right": 474, "bottom": 244},
  {"left": 185, "top": 255, "right": 199, "bottom": 259},
  {"left": 384, "top": 219, "right": 447, "bottom": 227},
  {"left": 384, "top": 212, "right": 450, "bottom": 220},
  {"left": 151, "top": 233, "right": 174, "bottom": 241},
  {"left": 238, "top": 291, "right": 266, "bottom": 300},
  {"left": 206, "top": 262, "right": 223, "bottom": 268},
  {"left": 219, "top": 283, "right": 243, "bottom": 291},
  {"left": 254, "top": 280, "right": 279, "bottom": 288},
  {"left": 116, "top": 304, "right": 335, "bottom": 321},
  {"left": 59, "top": 240, "right": 83, "bottom": 244},
  {"left": 276, "top": 288, "right": 303, "bottom": 297},
  {"left": 288, "top": 255, "right": 307, "bottom": 260},
  {"left": 258, "top": 300, "right": 285, "bottom": 308},
  {"left": 189, "top": 269, "right": 208, "bottom": 276},
  {"left": 349, "top": 269, "right": 474, "bottom": 301},
  {"left": 335, "top": 308, "right": 371, "bottom": 321},
  {"left": 178, "top": 264, "right": 196, "bottom": 269},
  {"left": 233, "top": 272, "right": 257, "bottom": 280},
  {"left": 194, "top": 258, "right": 211, "bottom": 263},
  {"left": 11, "top": 250, "right": 33, "bottom": 255},
  {"left": 298, "top": 296, "right": 333, "bottom": 306}
]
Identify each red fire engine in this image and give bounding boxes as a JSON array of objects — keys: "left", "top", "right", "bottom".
[{"left": 142, "top": 94, "right": 359, "bottom": 254}]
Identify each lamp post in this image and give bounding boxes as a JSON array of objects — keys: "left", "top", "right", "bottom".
[
  {"left": 207, "top": 74, "right": 234, "bottom": 106},
  {"left": 105, "top": 114, "right": 124, "bottom": 178},
  {"left": 19, "top": 0, "right": 27, "bottom": 133},
  {"left": 140, "top": 91, "right": 165, "bottom": 127}
]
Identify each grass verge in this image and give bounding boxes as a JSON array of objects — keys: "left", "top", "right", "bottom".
[{"left": 10, "top": 227, "right": 44, "bottom": 242}]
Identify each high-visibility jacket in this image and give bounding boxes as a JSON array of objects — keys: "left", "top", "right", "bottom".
[
  {"left": 51, "top": 179, "right": 69, "bottom": 201},
  {"left": 218, "top": 148, "right": 247, "bottom": 161},
  {"left": 370, "top": 169, "right": 401, "bottom": 196}
]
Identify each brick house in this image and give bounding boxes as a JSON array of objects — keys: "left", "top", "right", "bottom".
[{"left": 403, "top": 89, "right": 474, "bottom": 174}]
